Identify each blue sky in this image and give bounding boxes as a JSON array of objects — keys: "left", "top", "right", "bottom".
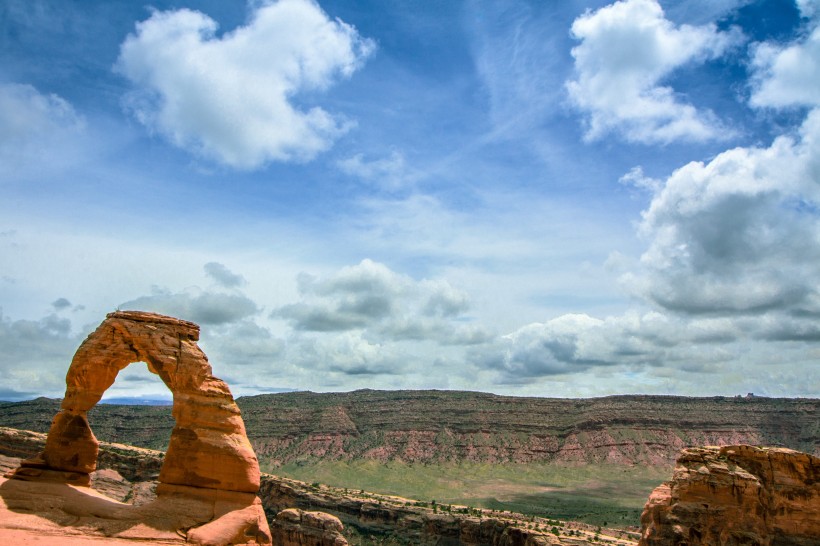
[{"left": 2, "top": 0, "right": 819, "bottom": 401}]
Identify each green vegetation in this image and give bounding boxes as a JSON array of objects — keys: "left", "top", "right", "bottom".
[{"left": 271, "top": 459, "right": 670, "bottom": 527}]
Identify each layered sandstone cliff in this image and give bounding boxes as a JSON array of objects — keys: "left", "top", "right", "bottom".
[
  {"left": 3, "top": 390, "right": 815, "bottom": 467},
  {"left": 639, "top": 445, "right": 820, "bottom": 545},
  {"left": 240, "top": 391, "right": 819, "bottom": 466}
]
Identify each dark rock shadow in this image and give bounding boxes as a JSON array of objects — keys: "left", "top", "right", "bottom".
[{"left": 0, "top": 477, "right": 180, "bottom": 538}]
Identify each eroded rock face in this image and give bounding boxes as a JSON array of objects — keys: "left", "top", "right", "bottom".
[
  {"left": 7, "top": 310, "right": 271, "bottom": 545},
  {"left": 271, "top": 508, "right": 349, "bottom": 546},
  {"left": 639, "top": 445, "right": 820, "bottom": 546},
  {"left": 259, "top": 478, "right": 563, "bottom": 546}
]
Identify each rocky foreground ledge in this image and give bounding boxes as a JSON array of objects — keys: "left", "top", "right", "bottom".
[
  {"left": 3, "top": 426, "right": 819, "bottom": 545},
  {"left": 0, "top": 427, "right": 632, "bottom": 545},
  {"left": 639, "top": 445, "right": 820, "bottom": 546}
]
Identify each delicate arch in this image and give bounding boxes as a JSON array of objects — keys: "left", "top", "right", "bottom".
[{"left": 30, "top": 310, "right": 259, "bottom": 493}]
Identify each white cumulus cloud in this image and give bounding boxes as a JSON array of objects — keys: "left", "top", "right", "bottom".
[
  {"left": 291, "top": 331, "right": 405, "bottom": 376},
  {"left": 473, "top": 310, "right": 747, "bottom": 384},
  {"left": 120, "top": 286, "right": 259, "bottom": 325},
  {"left": 198, "top": 319, "right": 285, "bottom": 368},
  {"left": 750, "top": 24, "right": 820, "bottom": 109},
  {"left": 115, "top": 0, "right": 375, "bottom": 169},
  {"left": 275, "top": 259, "right": 490, "bottom": 345},
  {"left": 631, "top": 108, "right": 820, "bottom": 315},
  {"left": 566, "top": 0, "right": 741, "bottom": 144}
]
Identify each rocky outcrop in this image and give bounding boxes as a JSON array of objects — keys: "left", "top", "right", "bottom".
[
  {"left": 271, "top": 508, "right": 348, "bottom": 545},
  {"left": 1, "top": 425, "right": 623, "bottom": 545},
  {"left": 1, "top": 426, "right": 164, "bottom": 485},
  {"left": 639, "top": 445, "right": 820, "bottom": 546},
  {"left": 4, "top": 310, "right": 271, "bottom": 545},
  {"left": 259, "top": 477, "right": 563, "bottom": 546}
]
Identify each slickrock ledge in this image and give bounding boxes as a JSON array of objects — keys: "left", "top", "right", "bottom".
[
  {"left": 271, "top": 508, "right": 349, "bottom": 546},
  {"left": 4, "top": 310, "right": 272, "bottom": 545},
  {"left": 639, "top": 445, "right": 820, "bottom": 546}
]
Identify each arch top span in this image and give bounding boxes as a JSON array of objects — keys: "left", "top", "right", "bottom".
[
  {"left": 108, "top": 309, "right": 200, "bottom": 338},
  {"left": 14, "top": 310, "right": 260, "bottom": 496},
  {"left": 62, "top": 310, "right": 217, "bottom": 413}
]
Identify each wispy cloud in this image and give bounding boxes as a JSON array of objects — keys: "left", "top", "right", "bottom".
[
  {"left": 337, "top": 151, "right": 416, "bottom": 192},
  {"left": 0, "top": 83, "right": 86, "bottom": 175},
  {"left": 466, "top": 1, "right": 568, "bottom": 139}
]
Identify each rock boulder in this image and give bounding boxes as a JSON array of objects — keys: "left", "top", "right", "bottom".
[
  {"left": 639, "top": 445, "right": 820, "bottom": 545},
  {"left": 270, "top": 508, "right": 349, "bottom": 546}
]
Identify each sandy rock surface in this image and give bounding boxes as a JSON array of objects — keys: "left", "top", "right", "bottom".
[
  {"left": 639, "top": 445, "right": 820, "bottom": 545},
  {"left": 270, "top": 508, "right": 349, "bottom": 545}
]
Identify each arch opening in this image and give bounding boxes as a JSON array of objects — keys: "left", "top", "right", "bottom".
[
  {"left": 87, "top": 361, "right": 175, "bottom": 452},
  {"left": 99, "top": 361, "right": 172, "bottom": 406}
]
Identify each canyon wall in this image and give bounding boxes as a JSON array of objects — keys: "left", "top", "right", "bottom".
[{"left": 2, "top": 390, "right": 816, "bottom": 467}]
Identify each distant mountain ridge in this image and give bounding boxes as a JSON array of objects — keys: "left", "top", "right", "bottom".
[
  {"left": 1, "top": 390, "right": 817, "bottom": 466},
  {"left": 100, "top": 397, "right": 173, "bottom": 406}
]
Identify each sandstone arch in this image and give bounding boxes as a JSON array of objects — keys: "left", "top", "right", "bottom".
[
  {"left": 7, "top": 310, "right": 272, "bottom": 544},
  {"left": 25, "top": 310, "right": 260, "bottom": 493}
]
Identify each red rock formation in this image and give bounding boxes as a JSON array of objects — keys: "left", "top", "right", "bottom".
[
  {"left": 271, "top": 508, "right": 349, "bottom": 546},
  {"left": 259, "top": 477, "right": 564, "bottom": 546},
  {"left": 1, "top": 428, "right": 601, "bottom": 545},
  {"left": 639, "top": 445, "right": 820, "bottom": 546},
  {"left": 6, "top": 310, "right": 271, "bottom": 545}
]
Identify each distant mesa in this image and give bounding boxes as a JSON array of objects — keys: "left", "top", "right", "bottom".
[
  {"left": 639, "top": 445, "right": 820, "bottom": 545},
  {"left": 99, "top": 396, "right": 174, "bottom": 405},
  {"left": 3, "top": 310, "right": 272, "bottom": 545}
]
